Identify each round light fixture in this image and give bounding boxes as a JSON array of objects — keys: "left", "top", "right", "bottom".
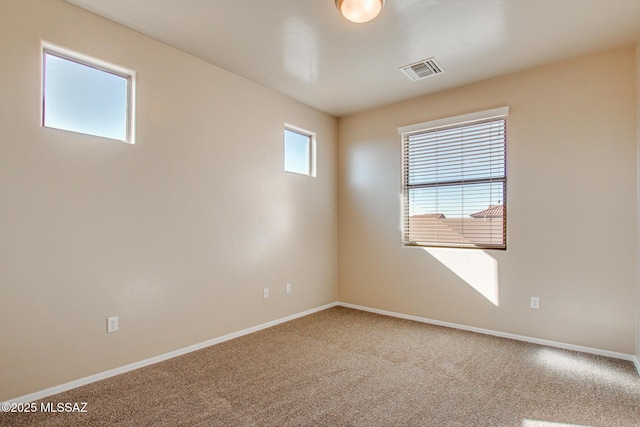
[{"left": 335, "top": 0, "right": 385, "bottom": 24}]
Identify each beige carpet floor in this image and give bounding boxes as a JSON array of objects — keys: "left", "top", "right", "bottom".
[{"left": 2, "top": 307, "right": 639, "bottom": 426}]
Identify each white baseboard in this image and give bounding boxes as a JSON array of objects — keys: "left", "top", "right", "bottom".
[
  {"left": 337, "top": 302, "right": 638, "bottom": 365},
  {"left": 3, "top": 302, "right": 339, "bottom": 406},
  {"left": 634, "top": 356, "right": 640, "bottom": 376}
]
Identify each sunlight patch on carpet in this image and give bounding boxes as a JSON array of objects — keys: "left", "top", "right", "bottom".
[
  {"left": 534, "top": 348, "right": 638, "bottom": 389},
  {"left": 522, "top": 419, "right": 596, "bottom": 427}
]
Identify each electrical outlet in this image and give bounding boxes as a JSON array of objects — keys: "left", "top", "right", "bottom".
[
  {"left": 286, "top": 283, "right": 291, "bottom": 294},
  {"left": 263, "top": 288, "right": 269, "bottom": 299},
  {"left": 530, "top": 297, "right": 540, "bottom": 310},
  {"left": 107, "top": 316, "right": 119, "bottom": 333}
]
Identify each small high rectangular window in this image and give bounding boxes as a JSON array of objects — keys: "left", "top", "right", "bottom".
[
  {"left": 284, "top": 126, "right": 315, "bottom": 176},
  {"left": 398, "top": 107, "right": 509, "bottom": 249},
  {"left": 42, "top": 43, "right": 135, "bottom": 143}
]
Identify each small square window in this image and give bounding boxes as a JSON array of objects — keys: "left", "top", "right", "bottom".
[
  {"left": 42, "top": 44, "right": 135, "bottom": 143},
  {"left": 284, "top": 126, "right": 314, "bottom": 176}
]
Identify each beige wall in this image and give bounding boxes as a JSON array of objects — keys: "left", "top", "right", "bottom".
[
  {"left": 338, "top": 48, "right": 638, "bottom": 355},
  {"left": 0, "top": 0, "right": 337, "bottom": 401}
]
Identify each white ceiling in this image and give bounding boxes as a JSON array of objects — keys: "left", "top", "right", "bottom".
[{"left": 64, "top": 0, "right": 640, "bottom": 117}]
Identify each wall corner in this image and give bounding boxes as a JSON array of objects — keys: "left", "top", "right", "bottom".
[{"left": 636, "top": 37, "right": 640, "bottom": 364}]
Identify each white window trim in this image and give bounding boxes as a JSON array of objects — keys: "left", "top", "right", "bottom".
[
  {"left": 398, "top": 106, "right": 509, "bottom": 250},
  {"left": 284, "top": 123, "right": 316, "bottom": 177},
  {"left": 398, "top": 106, "right": 509, "bottom": 136},
  {"left": 41, "top": 40, "right": 137, "bottom": 144}
]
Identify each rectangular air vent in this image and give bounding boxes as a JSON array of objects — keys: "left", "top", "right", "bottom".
[{"left": 400, "top": 58, "right": 444, "bottom": 81}]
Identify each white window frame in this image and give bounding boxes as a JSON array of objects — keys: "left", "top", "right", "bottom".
[
  {"left": 41, "top": 41, "right": 136, "bottom": 143},
  {"left": 398, "top": 106, "right": 509, "bottom": 250},
  {"left": 283, "top": 124, "right": 316, "bottom": 177}
]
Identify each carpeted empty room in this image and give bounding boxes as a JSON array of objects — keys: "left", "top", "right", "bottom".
[
  {"left": 3, "top": 0, "right": 640, "bottom": 426},
  {"left": 2, "top": 307, "right": 639, "bottom": 426}
]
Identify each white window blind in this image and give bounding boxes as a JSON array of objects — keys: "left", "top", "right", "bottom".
[{"left": 399, "top": 107, "right": 508, "bottom": 249}]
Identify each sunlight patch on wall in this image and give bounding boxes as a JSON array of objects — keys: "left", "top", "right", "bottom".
[{"left": 423, "top": 247, "right": 499, "bottom": 305}]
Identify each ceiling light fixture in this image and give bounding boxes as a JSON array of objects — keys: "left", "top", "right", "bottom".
[{"left": 335, "top": 0, "right": 385, "bottom": 24}]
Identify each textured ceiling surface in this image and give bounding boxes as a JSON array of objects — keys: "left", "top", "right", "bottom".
[{"left": 65, "top": 0, "right": 640, "bottom": 116}]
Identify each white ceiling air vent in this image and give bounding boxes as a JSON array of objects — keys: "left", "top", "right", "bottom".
[{"left": 400, "top": 58, "right": 444, "bottom": 81}]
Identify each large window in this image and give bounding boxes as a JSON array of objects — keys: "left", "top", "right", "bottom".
[
  {"left": 399, "top": 107, "right": 508, "bottom": 249},
  {"left": 284, "top": 125, "right": 315, "bottom": 176},
  {"left": 42, "top": 43, "right": 135, "bottom": 143}
]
